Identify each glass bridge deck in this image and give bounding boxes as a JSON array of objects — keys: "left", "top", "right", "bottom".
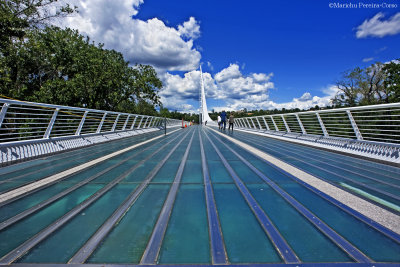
[{"left": 0, "top": 126, "right": 399, "bottom": 266}]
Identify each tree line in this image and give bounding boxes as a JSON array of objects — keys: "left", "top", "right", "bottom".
[
  {"left": 1, "top": 0, "right": 161, "bottom": 116},
  {"left": 233, "top": 60, "right": 400, "bottom": 118},
  {"left": 333, "top": 61, "right": 400, "bottom": 107}
]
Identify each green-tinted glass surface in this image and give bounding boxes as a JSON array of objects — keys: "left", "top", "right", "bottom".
[
  {"left": 159, "top": 184, "right": 210, "bottom": 263},
  {"left": 247, "top": 183, "right": 352, "bottom": 262},
  {"left": 0, "top": 182, "right": 73, "bottom": 222},
  {"left": 281, "top": 183, "right": 400, "bottom": 262},
  {"left": 0, "top": 184, "right": 102, "bottom": 258},
  {"left": 18, "top": 184, "right": 136, "bottom": 263},
  {"left": 181, "top": 160, "right": 203, "bottom": 183},
  {"left": 213, "top": 184, "right": 281, "bottom": 263},
  {"left": 87, "top": 184, "right": 170, "bottom": 263}
]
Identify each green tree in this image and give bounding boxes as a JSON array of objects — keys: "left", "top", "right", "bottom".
[
  {"left": 383, "top": 60, "right": 400, "bottom": 102},
  {"left": 333, "top": 67, "right": 363, "bottom": 106},
  {"left": 359, "top": 62, "right": 386, "bottom": 105},
  {"left": 0, "top": 26, "right": 163, "bottom": 113}
]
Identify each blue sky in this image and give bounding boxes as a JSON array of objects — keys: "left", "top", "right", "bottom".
[{"left": 62, "top": 0, "right": 400, "bottom": 112}]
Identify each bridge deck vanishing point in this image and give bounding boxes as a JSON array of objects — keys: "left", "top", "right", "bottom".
[{"left": 0, "top": 125, "right": 399, "bottom": 266}]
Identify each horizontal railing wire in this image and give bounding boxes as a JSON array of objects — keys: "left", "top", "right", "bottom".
[
  {"left": 0, "top": 98, "right": 181, "bottom": 144},
  {"left": 238, "top": 103, "right": 400, "bottom": 144}
]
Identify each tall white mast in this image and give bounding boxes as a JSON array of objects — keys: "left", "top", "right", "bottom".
[
  {"left": 199, "top": 65, "right": 213, "bottom": 125},
  {"left": 199, "top": 66, "right": 203, "bottom": 124}
]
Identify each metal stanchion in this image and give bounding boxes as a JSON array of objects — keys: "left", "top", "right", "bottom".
[{"left": 164, "top": 117, "right": 167, "bottom": 135}]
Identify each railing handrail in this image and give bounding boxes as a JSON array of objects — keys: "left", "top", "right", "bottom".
[
  {"left": 235, "top": 102, "right": 400, "bottom": 145},
  {"left": 0, "top": 98, "right": 153, "bottom": 118},
  {"left": 248, "top": 102, "right": 400, "bottom": 118},
  {"left": 0, "top": 98, "right": 182, "bottom": 144}
]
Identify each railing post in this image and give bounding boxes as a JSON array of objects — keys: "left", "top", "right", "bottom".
[
  {"left": 256, "top": 117, "right": 262, "bottom": 129},
  {"left": 130, "top": 116, "right": 138, "bottom": 130},
  {"left": 295, "top": 114, "right": 306, "bottom": 134},
  {"left": 97, "top": 112, "right": 107, "bottom": 133},
  {"left": 243, "top": 118, "right": 248, "bottom": 128},
  {"left": 316, "top": 112, "right": 329, "bottom": 137},
  {"left": 143, "top": 117, "right": 149, "bottom": 128},
  {"left": 262, "top": 117, "right": 270, "bottom": 131},
  {"left": 137, "top": 116, "right": 144, "bottom": 129},
  {"left": 347, "top": 110, "right": 363, "bottom": 140},
  {"left": 44, "top": 108, "right": 59, "bottom": 139},
  {"left": 111, "top": 114, "right": 120, "bottom": 132},
  {"left": 148, "top": 117, "right": 154, "bottom": 127},
  {"left": 75, "top": 111, "right": 88, "bottom": 136},
  {"left": 250, "top": 118, "right": 257, "bottom": 129},
  {"left": 0, "top": 103, "right": 10, "bottom": 128},
  {"left": 241, "top": 118, "right": 246, "bottom": 128},
  {"left": 245, "top": 118, "right": 251, "bottom": 128},
  {"left": 122, "top": 115, "right": 131, "bottom": 131},
  {"left": 243, "top": 118, "right": 247, "bottom": 128},
  {"left": 252, "top": 118, "right": 257, "bottom": 129},
  {"left": 281, "top": 115, "right": 291, "bottom": 132},
  {"left": 270, "top": 116, "right": 279, "bottom": 131}
]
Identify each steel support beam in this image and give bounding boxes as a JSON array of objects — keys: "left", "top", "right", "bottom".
[
  {"left": 347, "top": 110, "right": 363, "bottom": 140},
  {"left": 96, "top": 112, "right": 107, "bottom": 133},
  {"left": 122, "top": 115, "right": 131, "bottom": 131},
  {"left": 111, "top": 114, "right": 120, "bottom": 132},
  {"left": 295, "top": 114, "right": 306, "bottom": 134},
  {"left": 270, "top": 116, "right": 279, "bottom": 131},
  {"left": 281, "top": 115, "right": 291, "bottom": 132},
  {"left": 316, "top": 112, "right": 329, "bottom": 137},
  {"left": 262, "top": 117, "right": 270, "bottom": 131},
  {"left": 0, "top": 103, "right": 10, "bottom": 128},
  {"left": 44, "top": 108, "right": 59, "bottom": 139},
  {"left": 75, "top": 111, "right": 88, "bottom": 135}
]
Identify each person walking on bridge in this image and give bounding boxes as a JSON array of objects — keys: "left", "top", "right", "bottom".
[
  {"left": 220, "top": 110, "right": 227, "bottom": 130},
  {"left": 217, "top": 115, "right": 222, "bottom": 129},
  {"left": 228, "top": 113, "right": 234, "bottom": 131}
]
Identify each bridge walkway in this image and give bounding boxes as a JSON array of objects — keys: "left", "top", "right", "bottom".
[{"left": 0, "top": 125, "right": 399, "bottom": 266}]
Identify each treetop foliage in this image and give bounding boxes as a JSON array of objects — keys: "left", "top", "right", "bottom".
[
  {"left": 1, "top": 0, "right": 162, "bottom": 116},
  {"left": 333, "top": 61, "right": 400, "bottom": 107}
]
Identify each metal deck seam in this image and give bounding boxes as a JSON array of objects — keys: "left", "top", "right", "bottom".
[
  {"left": 208, "top": 127, "right": 400, "bottom": 236},
  {"left": 204, "top": 130, "right": 300, "bottom": 264}
]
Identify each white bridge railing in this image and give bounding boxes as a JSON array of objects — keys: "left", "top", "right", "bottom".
[
  {"left": 0, "top": 98, "right": 180, "bottom": 144},
  {"left": 235, "top": 103, "right": 400, "bottom": 145},
  {"left": 0, "top": 98, "right": 183, "bottom": 165}
]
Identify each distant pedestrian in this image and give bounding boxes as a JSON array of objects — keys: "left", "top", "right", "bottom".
[
  {"left": 217, "top": 115, "right": 222, "bottom": 129},
  {"left": 205, "top": 120, "right": 207, "bottom": 126},
  {"left": 228, "top": 113, "right": 234, "bottom": 131},
  {"left": 220, "top": 110, "right": 227, "bottom": 130}
]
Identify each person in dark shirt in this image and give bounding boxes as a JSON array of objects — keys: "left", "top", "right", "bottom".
[
  {"left": 220, "top": 110, "right": 227, "bottom": 130},
  {"left": 228, "top": 113, "right": 234, "bottom": 131}
]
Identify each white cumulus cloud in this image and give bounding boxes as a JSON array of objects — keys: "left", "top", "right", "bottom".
[
  {"left": 211, "top": 86, "right": 338, "bottom": 112},
  {"left": 159, "top": 62, "right": 339, "bottom": 113},
  {"left": 60, "top": 0, "right": 201, "bottom": 71},
  {"left": 214, "top": 64, "right": 242, "bottom": 83},
  {"left": 160, "top": 63, "right": 275, "bottom": 112},
  {"left": 356, "top": 12, "right": 400, "bottom": 38},
  {"left": 362, "top": 57, "right": 375, "bottom": 63},
  {"left": 178, "top": 17, "right": 201, "bottom": 40},
  {"left": 215, "top": 64, "right": 274, "bottom": 100}
]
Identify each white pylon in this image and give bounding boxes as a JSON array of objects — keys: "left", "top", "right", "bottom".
[{"left": 199, "top": 65, "right": 214, "bottom": 125}]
